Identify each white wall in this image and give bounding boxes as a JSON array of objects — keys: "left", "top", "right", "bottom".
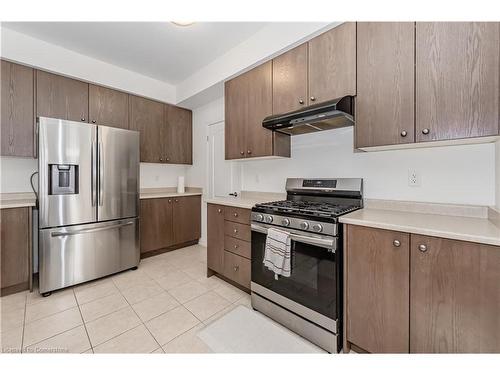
[
  {"left": 241, "top": 128, "right": 496, "bottom": 206},
  {"left": 186, "top": 97, "right": 225, "bottom": 246},
  {"left": 0, "top": 157, "right": 38, "bottom": 193},
  {"left": 496, "top": 141, "right": 500, "bottom": 209},
  {"left": 0, "top": 27, "right": 176, "bottom": 103}
]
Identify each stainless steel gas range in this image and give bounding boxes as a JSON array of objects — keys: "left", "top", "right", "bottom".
[{"left": 250, "top": 178, "right": 363, "bottom": 353}]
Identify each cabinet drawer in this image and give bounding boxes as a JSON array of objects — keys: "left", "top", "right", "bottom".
[
  {"left": 224, "top": 206, "right": 251, "bottom": 224},
  {"left": 224, "top": 221, "right": 251, "bottom": 241},
  {"left": 224, "top": 236, "right": 251, "bottom": 259},
  {"left": 223, "top": 251, "right": 251, "bottom": 289}
]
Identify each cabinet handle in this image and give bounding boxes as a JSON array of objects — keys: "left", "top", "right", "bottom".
[
  {"left": 92, "top": 120, "right": 96, "bottom": 124},
  {"left": 234, "top": 245, "right": 239, "bottom": 249},
  {"left": 233, "top": 265, "right": 239, "bottom": 272},
  {"left": 233, "top": 229, "right": 238, "bottom": 234},
  {"left": 298, "top": 99, "right": 304, "bottom": 105},
  {"left": 81, "top": 117, "right": 86, "bottom": 122},
  {"left": 400, "top": 130, "right": 407, "bottom": 137},
  {"left": 217, "top": 208, "right": 222, "bottom": 213},
  {"left": 310, "top": 96, "right": 316, "bottom": 102},
  {"left": 393, "top": 240, "right": 401, "bottom": 247},
  {"left": 418, "top": 244, "right": 428, "bottom": 252},
  {"left": 159, "top": 157, "right": 163, "bottom": 162},
  {"left": 422, "top": 128, "right": 430, "bottom": 135},
  {"left": 233, "top": 212, "right": 238, "bottom": 217},
  {"left": 247, "top": 150, "right": 252, "bottom": 155},
  {"left": 166, "top": 157, "right": 170, "bottom": 162},
  {"left": 168, "top": 199, "right": 172, "bottom": 203},
  {"left": 174, "top": 199, "right": 179, "bottom": 203}
]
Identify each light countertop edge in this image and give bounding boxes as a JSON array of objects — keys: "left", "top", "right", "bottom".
[
  {"left": 340, "top": 209, "right": 500, "bottom": 247},
  {"left": 0, "top": 192, "right": 37, "bottom": 209}
]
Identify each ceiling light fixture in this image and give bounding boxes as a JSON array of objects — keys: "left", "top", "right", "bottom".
[{"left": 171, "top": 21, "right": 195, "bottom": 27}]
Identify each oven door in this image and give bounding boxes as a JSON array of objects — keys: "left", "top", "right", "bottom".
[{"left": 250, "top": 222, "right": 340, "bottom": 331}]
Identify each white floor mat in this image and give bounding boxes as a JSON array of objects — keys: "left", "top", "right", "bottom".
[{"left": 197, "top": 305, "right": 325, "bottom": 353}]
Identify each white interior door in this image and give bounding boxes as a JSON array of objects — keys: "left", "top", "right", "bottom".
[{"left": 208, "top": 121, "right": 240, "bottom": 198}]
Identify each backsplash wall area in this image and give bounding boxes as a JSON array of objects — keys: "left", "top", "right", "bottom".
[
  {"left": 0, "top": 157, "right": 188, "bottom": 193},
  {"left": 240, "top": 127, "right": 496, "bottom": 207}
]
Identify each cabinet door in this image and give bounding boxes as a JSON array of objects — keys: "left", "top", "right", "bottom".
[
  {"left": 410, "top": 235, "right": 500, "bottom": 353},
  {"left": 308, "top": 22, "right": 356, "bottom": 105},
  {"left": 356, "top": 22, "right": 415, "bottom": 148},
  {"left": 346, "top": 225, "right": 410, "bottom": 353},
  {"left": 416, "top": 22, "right": 500, "bottom": 142},
  {"left": 1, "top": 207, "right": 30, "bottom": 295},
  {"left": 272, "top": 44, "right": 308, "bottom": 114},
  {"left": 36, "top": 70, "right": 88, "bottom": 123},
  {"left": 172, "top": 196, "right": 201, "bottom": 245},
  {"left": 89, "top": 84, "right": 129, "bottom": 129},
  {"left": 129, "top": 95, "right": 164, "bottom": 163},
  {"left": 225, "top": 72, "right": 248, "bottom": 160},
  {"left": 1, "top": 61, "right": 35, "bottom": 157},
  {"left": 207, "top": 204, "right": 225, "bottom": 273},
  {"left": 139, "top": 198, "right": 173, "bottom": 254},
  {"left": 244, "top": 61, "right": 274, "bottom": 158},
  {"left": 163, "top": 104, "right": 192, "bottom": 164}
]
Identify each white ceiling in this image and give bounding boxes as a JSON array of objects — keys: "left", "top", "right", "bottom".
[{"left": 2, "top": 22, "right": 268, "bottom": 84}]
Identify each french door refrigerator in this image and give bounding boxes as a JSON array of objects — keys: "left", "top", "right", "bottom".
[{"left": 38, "top": 117, "right": 140, "bottom": 295}]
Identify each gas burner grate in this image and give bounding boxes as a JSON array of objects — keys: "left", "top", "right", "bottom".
[{"left": 255, "top": 200, "right": 360, "bottom": 218}]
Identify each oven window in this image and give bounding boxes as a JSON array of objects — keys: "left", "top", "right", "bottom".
[{"left": 251, "top": 231, "right": 338, "bottom": 320}]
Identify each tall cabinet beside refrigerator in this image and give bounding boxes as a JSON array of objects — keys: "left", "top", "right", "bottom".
[{"left": 38, "top": 117, "right": 140, "bottom": 295}]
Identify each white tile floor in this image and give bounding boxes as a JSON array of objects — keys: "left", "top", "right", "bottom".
[{"left": 0, "top": 245, "right": 252, "bottom": 353}]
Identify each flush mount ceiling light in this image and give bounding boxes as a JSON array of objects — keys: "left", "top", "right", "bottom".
[{"left": 171, "top": 21, "right": 195, "bottom": 27}]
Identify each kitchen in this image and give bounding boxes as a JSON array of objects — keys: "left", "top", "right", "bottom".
[{"left": 1, "top": 2, "right": 500, "bottom": 371}]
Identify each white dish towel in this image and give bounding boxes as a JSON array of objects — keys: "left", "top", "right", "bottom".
[{"left": 263, "top": 227, "right": 292, "bottom": 279}]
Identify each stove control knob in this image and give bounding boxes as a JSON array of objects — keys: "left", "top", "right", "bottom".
[
  {"left": 312, "top": 223, "right": 323, "bottom": 233},
  {"left": 300, "top": 221, "right": 309, "bottom": 230},
  {"left": 255, "top": 213, "right": 264, "bottom": 222},
  {"left": 265, "top": 215, "right": 273, "bottom": 223},
  {"left": 281, "top": 218, "right": 290, "bottom": 227}
]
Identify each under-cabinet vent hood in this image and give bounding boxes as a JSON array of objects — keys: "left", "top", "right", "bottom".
[{"left": 262, "top": 96, "right": 355, "bottom": 136}]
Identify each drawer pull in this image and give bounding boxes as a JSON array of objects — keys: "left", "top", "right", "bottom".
[
  {"left": 418, "top": 244, "right": 428, "bottom": 253},
  {"left": 217, "top": 208, "right": 222, "bottom": 213},
  {"left": 233, "top": 229, "right": 238, "bottom": 234},
  {"left": 233, "top": 265, "right": 239, "bottom": 272},
  {"left": 393, "top": 240, "right": 401, "bottom": 247},
  {"left": 233, "top": 213, "right": 238, "bottom": 217},
  {"left": 234, "top": 245, "right": 239, "bottom": 249}
]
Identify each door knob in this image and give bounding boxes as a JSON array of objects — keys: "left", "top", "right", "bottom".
[
  {"left": 310, "top": 96, "right": 316, "bottom": 102},
  {"left": 393, "top": 240, "right": 401, "bottom": 247},
  {"left": 298, "top": 99, "right": 304, "bottom": 104},
  {"left": 418, "top": 244, "right": 428, "bottom": 252},
  {"left": 422, "top": 128, "right": 430, "bottom": 135},
  {"left": 400, "top": 131, "right": 407, "bottom": 137}
]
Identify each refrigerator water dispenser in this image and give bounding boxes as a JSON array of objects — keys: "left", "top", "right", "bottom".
[{"left": 49, "top": 164, "right": 78, "bottom": 195}]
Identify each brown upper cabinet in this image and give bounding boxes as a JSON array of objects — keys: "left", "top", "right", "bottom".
[
  {"left": 308, "top": 22, "right": 356, "bottom": 105},
  {"left": 1, "top": 60, "right": 35, "bottom": 157},
  {"left": 410, "top": 234, "right": 500, "bottom": 353},
  {"left": 272, "top": 44, "right": 308, "bottom": 114},
  {"left": 163, "top": 104, "right": 193, "bottom": 164},
  {"left": 225, "top": 61, "right": 290, "bottom": 160},
  {"left": 89, "top": 84, "right": 129, "bottom": 129},
  {"left": 416, "top": 22, "right": 500, "bottom": 142},
  {"left": 356, "top": 22, "right": 415, "bottom": 148},
  {"left": 129, "top": 95, "right": 164, "bottom": 163},
  {"left": 36, "top": 70, "right": 89, "bottom": 123}
]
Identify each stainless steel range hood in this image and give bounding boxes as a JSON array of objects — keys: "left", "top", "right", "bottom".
[{"left": 262, "top": 96, "right": 355, "bottom": 136}]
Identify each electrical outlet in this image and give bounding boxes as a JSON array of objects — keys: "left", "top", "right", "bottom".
[{"left": 408, "top": 169, "right": 420, "bottom": 187}]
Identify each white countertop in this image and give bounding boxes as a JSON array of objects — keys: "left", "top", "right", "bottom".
[
  {"left": 205, "top": 191, "right": 286, "bottom": 209},
  {"left": 340, "top": 208, "right": 500, "bottom": 247},
  {"left": 0, "top": 192, "right": 37, "bottom": 209},
  {"left": 140, "top": 187, "right": 202, "bottom": 200}
]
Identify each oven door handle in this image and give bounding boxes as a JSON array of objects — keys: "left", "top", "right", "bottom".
[{"left": 251, "top": 223, "right": 337, "bottom": 251}]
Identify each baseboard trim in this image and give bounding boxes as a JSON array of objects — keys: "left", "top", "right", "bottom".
[
  {"left": 140, "top": 240, "right": 199, "bottom": 259},
  {"left": 1, "top": 281, "right": 29, "bottom": 297}
]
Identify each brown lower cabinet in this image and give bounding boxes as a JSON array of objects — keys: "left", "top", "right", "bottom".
[
  {"left": 0, "top": 207, "right": 31, "bottom": 296},
  {"left": 345, "top": 224, "right": 500, "bottom": 353},
  {"left": 140, "top": 195, "right": 201, "bottom": 256},
  {"left": 207, "top": 203, "right": 251, "bottom": 289}
]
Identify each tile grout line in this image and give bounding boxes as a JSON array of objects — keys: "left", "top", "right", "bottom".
[
  {"left": 73, "top": 288, "right": 94, "bottom": 353},
  {"left": 20, "top": 292, "right": 28, "bottom": 353}
]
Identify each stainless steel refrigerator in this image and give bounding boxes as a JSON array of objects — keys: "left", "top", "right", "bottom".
[{"left": 38, "top": 117, "right": 140, "bottom": 295}]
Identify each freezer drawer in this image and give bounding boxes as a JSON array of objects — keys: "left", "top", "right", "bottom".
[{"left": 39, "top": 218, "right": 139, "bottom": 294}]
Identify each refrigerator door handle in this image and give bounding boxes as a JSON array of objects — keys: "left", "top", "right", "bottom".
[
  {"left": 51, "top": 221, "right": 134, "bottom": 237},
  {"left": 98, "top": 141, "right": 104, "bottom": 206},
  {"left": 91, "top": 141, "right": 97, "bottom": 206}
]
